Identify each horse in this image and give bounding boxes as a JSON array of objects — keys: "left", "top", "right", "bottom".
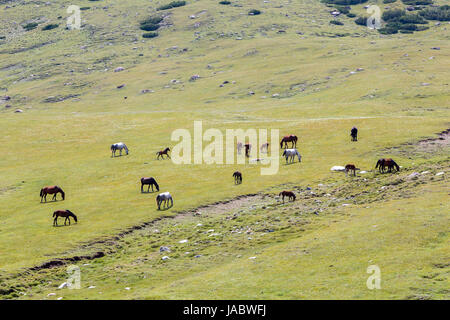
[
  {"left": 40, "top": 186, "right": 65, "bottom": 202},
  {"left": 282, "top": 149, "right": 302, "bottom": 164},
  {"left": 350, "top": 127, "right": 358, "bottom": 141},
  {"left": 156, "top": 147, "right": 171, "bottom": 159},
  {"left": 280, "top": 135, "right": 298, "bottom": 149},
  {"left": 141, "top": 177, "right": 159, "bottom": 193},
  {"left": 156, "top": 192, "right": 173, "bottom": 210},
  {"left": 233, "top": 171, "right": 242, "bottom": 184},
  {"left": 260, "top": 143, "right": 269, "bottom": 154},
  {"left": 111, "top": 142, "right": 129, "bottom": 157},
  {"left": 376, "top": 158, "right": 400, "bottom": 173},
  {"left": 345, "top": 164, "right": 359, "bottom": 176},
  {"left": 245, "top": 143, "right": 252, "bottom": 158},
  {"left": 53, "top": 210, "right": 77, "bottom": 226},
  {"left": 279, "top": 191, "right": 296, "bottom": 203}
]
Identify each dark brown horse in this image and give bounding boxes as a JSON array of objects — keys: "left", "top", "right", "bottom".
[
  {"left": 376, "top": 158, "right": 400, "bottom": 173},
  {"left": 233, "top": 171, "right": 242, "bottom": 184},
  {"left": 244, "top": 143, "right": 252, "bottom": 158},
  {"left": 280, "top": 135, "right": 298, "bottom": 149},
  {"left": 40, "top": 186, "right": 65, "bottom": 202},
  {"left": 350, "top": 127, "right": 358, "bottom": 141},
  {"left": 345, "top": 164, "right": 358, "bottom": 176},
  {"left": 279, "top": 191, "right": 296, "bottom": 203},
  {"left": 141, "top": 177, "right": 159, "bottom": 193},
  {"left": 156, "top": 147, "right": 171, "bottom": 159},
  {"left": 53, "top": 210, "right": 77, "bottom": 226}
]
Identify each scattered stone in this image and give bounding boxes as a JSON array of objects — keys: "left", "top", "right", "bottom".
[
  {"left": 57, "top": 297, "right": 63, "bottom": 300},
  {"left": 407, "top": 172, "right": 420, "bottom": 180},
  {"left": 159, "top": 246, "right": 170, "bottom": 252},
  {"left": 117, "top": 84, "right": 125, "bottom": 89},
  {"left": 431, "top": 47, "right": 440, "bottom": 50},
  {"left": 190, "top": 74, "right": 200, "bottom": 81},
  {"left": 435, "top": 172, "right": 444, "bottom": 176},
  {"left": 114, "top": 67, "right": 125, "bottom": 72},
  {"left": 14, "top": 109, "right": 23, "bottom": 113},
  {"left": 58, "top": 282, "right": 68, "bottom": 289},
  {"left": 331, "top": 166, "right": 346, "bottom": 172},
  {"left": 360, "top": 171, "right": 368, "bottom": 174},
  {"left": 179, "top": 239, "right": 188, "bottom": 243},
  {"left": 249, "top": 256, "right": 256, "bottom": 259},
  {"left": 141, "top": 89, "right": 154, "bottom": 94},
  {"left": 162, "top": 256, "right": 170, "bottom": 260},
  {"left": 124, "top": 287, "right": 131, "bottom": 290},
  {"left": 88, "top": 286, "right": 96, "bottom": 289},
  {"left": 47, "top": 293, "right": 56, "bottom": 296},
  {"left": 194, "top": 255, "right": 202, "bottom": 258}
]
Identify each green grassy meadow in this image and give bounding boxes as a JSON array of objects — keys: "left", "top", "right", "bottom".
[{"left": 0, "top": 0, "right": 449, "bottom": 299}]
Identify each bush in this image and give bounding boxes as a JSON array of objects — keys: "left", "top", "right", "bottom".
[
  {"left": 382, "top": 9, "right": 405, "bottom": 21},
  {"left": 336, "top": 6, "right": 350, "bottom": 14},
  {"left": 354, "top": 16, "right": 367, "bottom": 26},
  {"left": 383, "top": 0, "right": 396, "bottom": 3},
  {"left": 23, "top": 22, "right": 39, "bottom": 31},
  {"left": 157, "top": 1, "right": 186, "bottom": 11},
  {"left": 248, "top": 9, "right": 261, "bottom": 15},
  {"left": 323, "top": 0, "right": 368, "bottom": 5},
  {"left": 419, "top": 5, "right": 450, "bottom": 21},
  {"left": 330, "top": 20, "right": 344, "bottom": 25},
  {"left": 401, "top": 0, "right": 433, "bottom": 5},
  {"left": 0, "top": 36, "right": 5, "bottom": 40},
  {"left": 42, "top": 24, "right": 59, "bottom": 31},
  {"left": 143, "top": 32, "right": 158, "bottom": 38},
  {"left": 219, "top": 0, "right": 231, "bottom": 4},
  {"left": 140, "top": 16, "right": 163, "bottom": 25},
  {"left": 80, "top": 7, "right": 90, "bottom": 10},
  {"left": 378, "top": 26, "right": 399, "bottom": 34},
  {"left": 399, "top": 14, "right": 427, "bottom": 24},
  {"left": 140, "top": 23, "right": 160, "bottom": 31},
  {"left": 346, "top": 13, "right": 356, "bottom": 18}
]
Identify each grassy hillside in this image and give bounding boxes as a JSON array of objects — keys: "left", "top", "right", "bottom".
[{"left": 0, "top": 0, "right": 448, "bottom": 299}]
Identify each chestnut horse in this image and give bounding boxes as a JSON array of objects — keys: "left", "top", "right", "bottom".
[
  {"left": 156, "top": 147, "right": 171, "bottom": 159},
  {"left": 40, "top": 186, "right": 65, "bottom": 202},
  {"left": 141, "top": 177, "right": 159, "bottom": 193},
  {"left": 233, "top": 171, "right": 242, "bottom": 184},
  {"left": 279, "top": 191, "right": 295, "bottom": 203},
  {"left": 280, "top": 135, "right": 298, "bottom": 149},
  {"left": 53, "top": 210, "right": 77, "bottom": 226}
]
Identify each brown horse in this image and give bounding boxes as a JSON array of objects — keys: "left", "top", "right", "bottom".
[
  {"left": 376, "top": 158, "right": 400, "bottom": 173},
  {"left": 279, "top": 191, "right": 296, "bottom": 203},
  {"left": 233, "top": 171, "right": 242, "bottom": 184},
  {"left": 280, "top": 135, "right": 298, "bottom": 149},
  {"left": 40, "top": 186, "right": 65, "bottom": 202},
  {"left": 53, "top": 210, "right": 77, "bottom": 226},
  {"left": 141, "top": 177, "right": 159, "bottom": 193},
  {"left": 345, "top": 164, "right": 358, "bottom": 176},
  {"left": 156, "top": 147, "right": 171, "bottom": 159}
]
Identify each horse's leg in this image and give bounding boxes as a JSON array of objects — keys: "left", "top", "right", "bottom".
[
  {"left": 167, "top": 154, "right": 171, "bottom": 159},
  {"left": 54, "top": 217, "right": 58, "bottom": 226}
]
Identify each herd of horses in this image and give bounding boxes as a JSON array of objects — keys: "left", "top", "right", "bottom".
[{"left": 41, "top": 126, "right": 400, "bottom": 225}]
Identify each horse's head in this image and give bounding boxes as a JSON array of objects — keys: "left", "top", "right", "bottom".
[
  {"left": 282, "top": 150, "right": 286, "bottom": 156},
  {"left": 60, "top": 189, "right": 65, "bottom": 200}
]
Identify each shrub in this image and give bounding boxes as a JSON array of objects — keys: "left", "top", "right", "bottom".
[
  {"left": 140, "top": 23, "right": 160, "bottom": 31},
  {"left": 0, "top": 36, "right": 5, "bottom": 40},
  {"left": 42, "top": 24, "right": 59, "bottom": 31},
  {"left": 80, "top": 7, "right": 90, "bottom": 10},
  {"left": 383, "top": 0, "right": 396, "bottom": 3},
  {"left": 142, "top": 32, "right": 158, "bottom": 38},
  {"left": 219, "top": 0, "right": 231, "bottom": 4},
  {"left": 401, "top": 0, "right": 433, "bottom": 5},
  {"left": 382, "top": 9, "right": 405, "bottom": 21},
  {"left": 157, "top": 1, "right": 186, "bottom": 11},
  {"left": 23, "top": 22, "right": 38, "bottom": 31},
  {"left": 330, "top": 20, "right": 344, "bottom": 25},
  {"left": 378, "top": 26, "right": 399, "bottom": 34},
  {"left": 419, "top": 5, "right": 450, "bottom": 21},
  {"left": 346, "top": 13, "right": 356, "bottom": 18},
  {"left": 140, "top": 16, "right": 163, "bottom": 25},
  {"left": 336, "top": 6, "right": 350, "bottom": 14},
  {"left": 399, "top": 14, "right": 427, "bottom": 24},
  {"left": 323, "top": 0, "right": 368, "bottom": 5},
  {"left": 248, "top": 9, "right": 261, "bottom": 15},
  {"left": 354, "top": 16, "right": 367, "bottom": 26}
]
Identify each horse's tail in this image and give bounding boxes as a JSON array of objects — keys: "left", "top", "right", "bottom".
[{"left": 154, "top": 180, "right": 160, "bottom": 191}]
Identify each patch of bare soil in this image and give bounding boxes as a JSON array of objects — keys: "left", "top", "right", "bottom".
[{"left": 416, "top": 129, "right": 450, "bottom": 153}]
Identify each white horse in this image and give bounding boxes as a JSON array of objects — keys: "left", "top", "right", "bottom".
[
  {"left": 156, "top": 192, "right": 173, "bottom": 210},
  {"left": 111, "top": 142, "right": 129, "bottom": 157},
  {"left": 282, "top": 149, "right": 301, "bottom": 164}
]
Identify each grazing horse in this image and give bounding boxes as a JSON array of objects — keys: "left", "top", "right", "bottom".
[
  {"left": 141, "top": 177, "right": 159, "bottom": 193},
  {"left": 350, "top": 127, "right": 358, "bottom": 141},
  {"left": 237, "top": 142, "right": 243, "bottom": 155},
  {"left": 53, "top": 210, "right": 77, "bottom": 226},
  {"left": 233, "top": 171, "right": 242, "bottom": 184},
  {"left": 279, "top": 191, "right": 296, "bottom": 203},
  {"left": 111, "top": 142, "right": 129, "bottom": 157},
  {"left": 156, "top": 147, "right": 171, "bottom": 159},
  {"left": 40, "top": 186, "right": 65, "bottom": 202},
  {"left": 245, "top": 143, "right": 252, "bottom": 158},
  {"left": 345, "top": 164, "right": 358, "bottom": 176},
  {"left": 260, "top": 143, "right": 269, "bottom": 154},
  {"left": 376, "top": 158, "right": 400, "bottom": 173},
  {"left": 282, "top": 149, "right": 302, "bottom": 164},
  {"left": 280, "top": 135, "right": 298, "bottom": 149},
  {"left": 156, "top": 192, "right": 173, "bottom": 210}
]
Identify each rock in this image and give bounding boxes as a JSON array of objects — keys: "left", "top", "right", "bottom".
[
  {"left": 117, "top": 84, "right": 125, "bottom": 89},
  {"left": 14, "top": 109, "right": 23, "bottom": 113},
  {"left": 407, "top": 172, "right": 420, "bottom": 180},
  {"left": 272, "top": 93, "right": 280, "bottom": 97},
  {"left": 57, "top": 297, "right": 63, "bottom": 300},
  {"left": 47, "top": 293, "right": 56, "bottom": 296},
  {"left": 1, "top": 95, "right": 10, "bottom": 101},
  {"left": 331, "top": 166, "right": 346, "bottom": 172},
  {"left": 194, "top": 255, "right": 202, "bottom": 258},
  {"left": 58, "top": 282, "right": 68, "bottom": 289},
  {"left": 141, "top": 89, "right": 154, "bottom": 94},
  {"left": 360, "top": 171, "right": 368, "bottom": 174},
  {"left": 88, "top": 286, "right": 96, "bottom": 289},
  {"left": 420, "top": 171, "right": 429, "bottom": 175},
  {"left": 435, "top": 172, "right": 444, "bottom": 176},
  {"left": 114, "top": 67, "right": 125, "bottom": 72},
  {"left": 249, "top": 256, "right": 256, "bottom": 259},
  {"left": 124, "top": 287, "right": 130, "bottom": 290},
  {"left": 431, "top": 47, "right": 440, "bottom": 50},
  {"left": 162, "top": 256, "right": 170, "bottom": 260},
  {"left": 249, "top": 91, "right": 255, "bottom": 95},
  {"left": 159, "top": 246, "right": 170, "bottom": 252},
  {"left": 179, "top": 239, "right": 188, "bottom": 243},
  {"left": 190, "top": 74, "right": 200, "bottom": 81}
]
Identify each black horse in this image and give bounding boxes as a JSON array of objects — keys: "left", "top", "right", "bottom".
[
  {"left": 233, "top": 171, "right": 242, "bottom": 184},
  {"left": 141, "top": 177, "right": 159, "bottom": 193},
  {"left": 350, "top": 127, "right": 358, "bottom": 141}
]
